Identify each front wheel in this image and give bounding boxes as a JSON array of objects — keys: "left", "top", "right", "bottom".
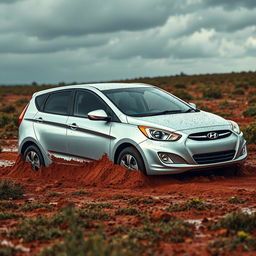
[
  {"left": 117, "top": 147, "right": 146, "bottom": 174},
  {"left": 24, "top": 145, "right": 44, "bottom": 171}
]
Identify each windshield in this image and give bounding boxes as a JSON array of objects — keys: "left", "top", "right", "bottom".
[{"left": 102, "top": 87, "right": 195, "bottom": 117}]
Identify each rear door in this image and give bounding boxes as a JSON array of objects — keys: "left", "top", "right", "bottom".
[
  {"left": 33, "top": 90, "right": 73, "bottom": 155},
  {"left": 66, "top": 89, "right": 113, "bottom": 160}
]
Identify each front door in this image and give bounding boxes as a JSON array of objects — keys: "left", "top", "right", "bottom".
[{"left": 66, "top": 90, "right": 112, "bottom": 160}]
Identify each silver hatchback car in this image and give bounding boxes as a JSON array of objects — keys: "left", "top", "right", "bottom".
[{"left": 18, "top": 83, "right": 247, "bottom": 174}]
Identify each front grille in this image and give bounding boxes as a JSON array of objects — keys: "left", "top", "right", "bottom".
[
  {"left": 188, "top": 130, "right": 232, "bottom": 141},
  {"left": 193, "top": 150, "right": 236, "bottom": 164}
]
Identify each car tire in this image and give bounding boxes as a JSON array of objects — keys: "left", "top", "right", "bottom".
[
  {"left": 117, "top": 146, "right": 147, "bottom": 175},
  {"left": 24, "top": 145, "right": 44, "bottom": 171}
]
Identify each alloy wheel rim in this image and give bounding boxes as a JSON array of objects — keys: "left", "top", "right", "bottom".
[
  {"left": 120, "top": 154, "right": 139, "bottom": 170},
  {"left": 25, "top": 151, "right": 40, "bottom": 171}
]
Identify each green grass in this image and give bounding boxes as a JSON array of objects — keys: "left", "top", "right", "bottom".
[{"left": 0, "top": 180, "right": 24, "bottom": 200}]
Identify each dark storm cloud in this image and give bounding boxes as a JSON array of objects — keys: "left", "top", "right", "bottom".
[
  {"left": 205, "top": 0, "right": 256, "bottom": 9},
  {"left": 16, "top": 0, "right": 176, "bottom": 39},
  {"left": 0, "top": 0, "right": 255, "bottom": 84}
]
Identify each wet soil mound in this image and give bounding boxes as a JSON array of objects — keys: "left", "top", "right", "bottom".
[{"left": 1, "top": 155, "right": 153, "bottom": 188}]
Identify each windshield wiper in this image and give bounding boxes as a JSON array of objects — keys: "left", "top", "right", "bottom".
[
  {"left": 145, "top": 110, "right": 184, "bottom": 116},
  {"left": 184, "top": 108, "right": 200, "bottom": 113}
]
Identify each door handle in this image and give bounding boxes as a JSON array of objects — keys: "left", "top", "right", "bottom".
[
  {"left": 36, "top": 117, "right": 43, "bottom": 123},
  {"left": 69, "top": 123, "right": 78, "bottom": 130}
]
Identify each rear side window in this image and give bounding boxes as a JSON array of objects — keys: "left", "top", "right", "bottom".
[
  {"left": 44, "top": 90, "right": 72, "bottom": 115},
  {"left": 35, "top": 93, "right": 48, "bottom": 111}
]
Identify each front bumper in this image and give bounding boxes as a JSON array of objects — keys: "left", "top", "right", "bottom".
[{"left": 138, "top": 130, "right": 247, "bottom": 175}]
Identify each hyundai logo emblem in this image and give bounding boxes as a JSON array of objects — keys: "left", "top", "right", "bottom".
[{"left": 207, "top": 132, "right": 219, "bottom": 139}]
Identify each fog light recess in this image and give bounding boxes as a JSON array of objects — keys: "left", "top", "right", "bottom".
[
  {"left": 242, "top": 146, "right": 247, "bottom": 156},
  {"left": 158, "top": 153, "right": 173, "bottom": 164}
]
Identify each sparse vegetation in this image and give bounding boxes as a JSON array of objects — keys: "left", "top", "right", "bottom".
[
  {"left": 213, "top": 211, "right": 256, "bottom": 234},
  {"left": 116, "top": 207, "right": 140, "bottom": 216},
  {"left": 243, "top": 106, "right": 256, "bottom": 117},
  {"left": 0, "top": 180, "right": 24, "bottom": 200},
  {"left": 83, "top": 202, "right": 113, "bottom": 209},
  {"left": 168, "top": 198, "right": 213, "bottom": 212},
  {"left": 227, "top": 196, "right": 246, "bottom": 204},
  {"left": 128, "top": 197, "right": 154, "bottom": 205},
  {"left": 46, "top": 191, "right": 60, "bottom": 197},
  {"left": 0, "top": 201, "right": 19, "bottom": 209},
  {"left": 71, "top": 190, "right": 90, "bottom": 195},
  {"left": 208, "top": 231, "right": 256, "bottom": 255},
  {"left": 20, "top": 202, "right": 52, "bottom": 211},
  {"left": 243, "top": 122, "right": 256, "bottom": 144},
  {"left": 202, "top": 85, "right": 222, "bottom": 99},
  {"left": 173, "top": 89, "right": 192, "bottom": 100},
  {"left": 0, "top": 211, "right": 22, "bottom": 220}
]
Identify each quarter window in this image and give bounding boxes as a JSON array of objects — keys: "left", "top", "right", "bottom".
[{"left": 44, "top": 90, "right": 72, "bottom": 115}]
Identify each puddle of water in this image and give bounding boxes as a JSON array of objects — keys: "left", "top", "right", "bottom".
[
  {"left": 1, "top": 147, "right": 18, "bottom": 152},
  {"left": 240, "top": 207, "right": 256, "bottom": 214},
  {"left": 186, "top": 219, "right": 202, "bottom": 230},
  {"left": 0, "top": 160, "right": 15, "bottom": 167}
]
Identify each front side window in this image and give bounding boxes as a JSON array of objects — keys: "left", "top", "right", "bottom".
[
  {"left": 74, "top": 90, "right": 107, "bottom": 117},
  {"left": 44, "top": 90, "right": 72, "bottom": 115},
  {"left": 103, "top": 87, "right": 194, "bottom": 117}
]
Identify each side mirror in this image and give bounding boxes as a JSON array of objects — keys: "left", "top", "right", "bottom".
[
  {"left": 189, "top": 102, "right": 197, "bottom": 109},
  {"left": 88, "top": 109, "right": 111, "bottom": 121}
]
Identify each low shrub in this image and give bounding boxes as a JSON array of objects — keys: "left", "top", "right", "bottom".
[
  {"left": 213, "top": 211, "right": 256, "bottom": 234},
  {"left": 0, "top": 180, "right": 24, "bottom": 200},
  {"left": 0, "top": 211, "right": 22, "bottom": 220},
  {"left": 208, "top": 231, "right": 256, "bottom": 255},
  {"left": 168, "top": 198, "right": 213, "bottom": 212},
  {"left": 243, "top": 106, "right": 256, "bottom": 117},
  {"left": 227, "top": 196, "right": 246, "bottom": 204},
  {"left": 116, "top": 207, "right": 140, "bottom": 216},
  {"left": 243, "top": 122, "right": 256, "bottom": 144}
]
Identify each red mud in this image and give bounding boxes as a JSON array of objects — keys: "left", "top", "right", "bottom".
[{"left": 2, "top": 155, "right": 152, "bottom": 189}]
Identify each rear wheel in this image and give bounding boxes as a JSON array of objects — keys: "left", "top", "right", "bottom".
[
  {"left": 117, "top": 147, "right": 146, "bottom": 174},
  {"left": 24, "top": 145, "right": 44, "bottom": 171}
]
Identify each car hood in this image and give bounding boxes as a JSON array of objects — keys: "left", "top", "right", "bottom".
[{"left": 126, "top": 111, "right": 230, "bottom": 132}]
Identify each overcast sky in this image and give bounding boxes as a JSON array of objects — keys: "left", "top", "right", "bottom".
[{"left": 0, "top": 0, "right": 256, "bottom": 84}]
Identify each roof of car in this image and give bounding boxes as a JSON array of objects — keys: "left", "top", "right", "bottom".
[{"left": 34, "top": 83, "right": 153, "bottom": 96}]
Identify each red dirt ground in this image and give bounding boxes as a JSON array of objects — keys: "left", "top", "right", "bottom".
[{"left": 0, "top": 141, "right": 256, "bottom": 255}]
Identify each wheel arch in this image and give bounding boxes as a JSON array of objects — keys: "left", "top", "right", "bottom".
[{"left": 113, "top": 141, "right": 148, "bottom": 174}]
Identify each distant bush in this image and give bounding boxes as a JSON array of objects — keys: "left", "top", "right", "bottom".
[
  {"left": 15, "top": 98, "right": 29, "bottom": 107},
  {"left": 202, "top": 86, "right": 222, "bottom": 99},
  {"left": 173, "top": 83, "right": 186, "bottom": 89},
  {"left": 218, "top": 100, "right": 235, "bottom": 110},
  {"left": 0, "top": 105, "right": 16, "bottom": 113},
  {"left": 249, "top": 97, "right": 256, "bottom": 104},
  {"left": 243, "top": 122, "right": 256, "bottom": 144},
  {"left": 173, "top": 89, "right": 192, "bottom": 100},
  {"left": 235, "top": 83, "right": 249, "bottom": 89},
  {"left": 196, "top": 103, "right": 212, "bottom": 112},
  {"left": 243, "top": 106, "right": 256, "bottom": 117},
  {"left": 232, "top": 88, "right": 245, "bottom": 95}
]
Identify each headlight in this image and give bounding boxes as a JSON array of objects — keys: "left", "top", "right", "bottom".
[
  {"left": 138, "top": 126, "right": 181, "bottom": 141},
  {"left": 229, "top": 120, "right": 241, "bottom": 134}
]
